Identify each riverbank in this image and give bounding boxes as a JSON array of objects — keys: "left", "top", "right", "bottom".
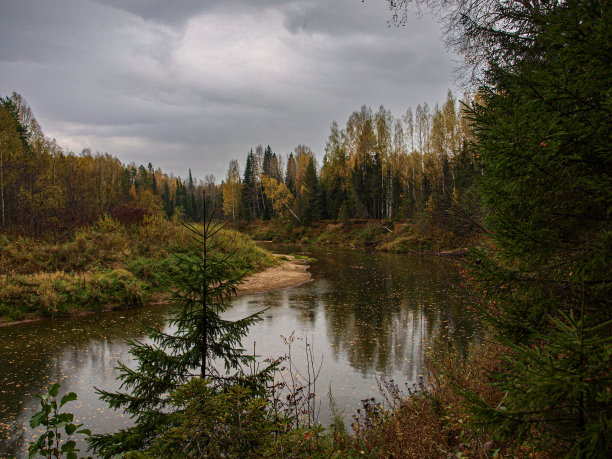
[
  {"left": 267, "top": 339, "right": 510, "bottom": 458},
  {"left": 236, "top": 255, "right": 312, "bottom": 295},
  {"left": 240, "top": 219, "right": 477, "bottom": 255},
  {"left": 0, "top": 256, "right": 312, "bottom": 328},
  {"left": 0, "top": 215, "right": 280, "bottom": 325}
]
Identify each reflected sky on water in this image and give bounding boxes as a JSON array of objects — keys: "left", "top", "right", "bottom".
[{"left": 0, "top": 245, "right": 477, "bottom": 458}]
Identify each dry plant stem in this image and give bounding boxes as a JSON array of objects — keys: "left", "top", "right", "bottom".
[{"left": 279, "top": 332, "right": 323, "bottom": 428}]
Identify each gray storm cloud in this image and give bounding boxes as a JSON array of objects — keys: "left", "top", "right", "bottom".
[{"left": 0, "top": 0, "right": 456, "bottom": 180}]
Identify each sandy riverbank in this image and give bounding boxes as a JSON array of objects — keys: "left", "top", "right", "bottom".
[
  {"left": 0, "top": 256, "right": 311, "bottom": 327},
  {"left": 236, "top": 255, "right": 312, "bottom": 295}
]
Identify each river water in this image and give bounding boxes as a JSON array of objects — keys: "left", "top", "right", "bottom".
[{"left": 0, "top": 245, "right": 477, "bottom": 457}]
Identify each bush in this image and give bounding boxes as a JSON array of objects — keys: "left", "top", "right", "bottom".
[
  {"left": 0, "top": 216, "right": 277, "bottom": 322},
  {"left": 145, "top": 379, "right": 284, "bottom": 458}
]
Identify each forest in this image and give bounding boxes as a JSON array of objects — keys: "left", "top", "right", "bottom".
[
  {"left": 222, "top": 91, "right": 478, "bottom": 229},
  {"left": 0, "top": 89, "right": 479, "bottom": 238},
  {"left": 1, "top": 0, "right": 610, "bottom": 458},
  {"left": 0, "top": 92, "right": 218, "bottom": 235}
]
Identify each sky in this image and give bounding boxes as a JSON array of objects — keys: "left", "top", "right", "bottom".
[{"left": 0, "top": 0, "right": 457, "bottom": 182}]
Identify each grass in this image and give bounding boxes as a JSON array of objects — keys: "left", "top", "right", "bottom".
[
  {"left": 259, "top": 340, "right": 532, "bottom": 458},
  {"left": 243, "top": 218, "right": 472, "bottom": 253},
  {"left": 345, "top": 342, "right": 506, "bottom": 458},
  {"left": 0, "top": 269, "right": 146, "bottom": 319},
  {"left": 199, "top": 340, "right": 524, "bottom": 458},
  {"left": 0, "top": 215, "right": 278, "bottom": 322}
]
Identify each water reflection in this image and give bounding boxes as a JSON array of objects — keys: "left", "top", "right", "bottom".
[
  {"left": 263, "top": 246, "right": 475, "bottom": 377},
  {"left": 0, "top": 308, "right": 166, "bottom": 457},
  {"left": 0, "top": 246, "right": 476, "bottom": 458}
]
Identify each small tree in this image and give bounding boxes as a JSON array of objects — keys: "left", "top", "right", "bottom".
[
  {"left": 90, "top": 195, "right": 267, "bottom": 457},
  {"left": 28, "top": 383, "right": 91, "bottom": 459},
  {"left": 300, "top": 157, "right": 320, "bottom": 225}
]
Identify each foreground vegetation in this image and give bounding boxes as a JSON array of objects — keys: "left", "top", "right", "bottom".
[
  {"left": 0, "top": 215, "right": 277, "bottom": 323},
  {"left": 27, "top": 341, "right": 513, "bottom": 458}
]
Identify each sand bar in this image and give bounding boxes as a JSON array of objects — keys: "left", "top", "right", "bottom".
[{"left": 236, "top": 255, "right": 312, "bottom": 295}]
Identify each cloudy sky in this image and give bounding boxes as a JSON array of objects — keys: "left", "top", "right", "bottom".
[{"left": 0, "top": 0, "right": 457, "bottom": 181}]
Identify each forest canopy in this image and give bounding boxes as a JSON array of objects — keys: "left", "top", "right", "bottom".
[{"left": 0, "top": 89, "right": 479, "bottom": 237}]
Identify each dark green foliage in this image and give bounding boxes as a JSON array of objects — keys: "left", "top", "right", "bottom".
[
  {"left": 262, "top": 146, "right": 274, "bottom": 220},
  {"left": 464, "top": 1, "right": 612, "bottom": 455},
  {"left": 241, "top": 150, "right": 259, "bottom": 220},
  {"left": 301, "top": 157, "right": 320, "bottom": 225},
  {"left": 160, "top": 181, "right": 173, "bottom": 218},
  {"left": 89, "top": 216, "right": 267, "bottom": 457},
  {"left": 181, "top": 169, "right": 194, "bottom": 221},
  {"left": 144, "top": 378, "right": 284, "bottom": 458},
  {"left": 125, "top": 378, "right": 359, "bottom": 459},
  {"left": 0, "top": 93, "right": 34, "bottom": 150},
  {"left": 285, "top": 153, "right": 297, "bottom": 195},
  {"left": 463, "top": 312, "right": 612, "bottom": 456},
  {"left": 148, "top": 163, "right": 157, "bottom": 193},
  {"left": 28, "top": 383, "right": 91, "bottom": 459}
]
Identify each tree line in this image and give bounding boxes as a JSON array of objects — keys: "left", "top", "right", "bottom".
[
  {"left": 1, "top": 90, "right": 480, "bottom": 237},
  {"left": 0, "top": 92, "right": 222, "bottom": 235},
  {"left": 224, "top": 90, "right": 481, "bottom": 233}
]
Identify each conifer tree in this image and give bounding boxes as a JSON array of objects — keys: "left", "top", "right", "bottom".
[
  {"left": 89, "top": 196, "right": 265, "bottom": 457},
  {"left": 301, "top": 156, "right": 320, "bottom": 225},
  {"left": 285, "top": 153, "right": 297, "bottom": 195},
  {"left": 459, "top": 1, "right": 611, "bottom": 455},
  {"left": 241, "top": 150, "right": 257, "bottom": 220},
  {"left": 161, "top": 181, "right": 173, "bottom": 218},
  {"left": 261, "top": 146, "right": 273, "bottom": 220}
]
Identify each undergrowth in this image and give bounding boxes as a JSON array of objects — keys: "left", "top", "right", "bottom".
[
  {"left": 0, "top": 215, "right": 277, "bottom": 322},
  {"left": 243, "top": 219, "right": 471, "bottom": 253}
]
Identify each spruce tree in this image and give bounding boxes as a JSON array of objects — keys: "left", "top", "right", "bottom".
[
  {"left": 285, "top": 153, "right": 297, "bottom": 195},
  {"left": 262, "top": 146, "right": 273, "bottom": 220},
  {"left": 241, "top": 150, "right": 257, "bottom": 220},
  {"left": 301, "top": 157, "right": 320, "bottom": 225},
  {"left": 161, "top": 181, "right": 173, "bottom": 218},
  {"left": 462, "top": 1, "right": 611, "bottom": 456},
  {"left": 89, "top": 196, "right": 266, "bottom": 457}
]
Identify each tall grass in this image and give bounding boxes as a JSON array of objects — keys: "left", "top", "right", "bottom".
[
  {"left": 244, "top": 219, "right": 470, "bottom": 252},
  {"left": 0, "top": 269, "right": 146, "bottom": 319},
  {"left": 345, "top": 342, "right": 514, "bottom": 458},
  {"left": 0, "top": 216, "right": 277, "bottom": 322}
]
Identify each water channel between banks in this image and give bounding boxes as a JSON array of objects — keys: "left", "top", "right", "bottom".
[{"left": 0, "top": 244, "right": 478, "bottom": 458}]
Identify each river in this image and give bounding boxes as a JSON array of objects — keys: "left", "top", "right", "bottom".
[{"left": 0, "top": 245, "right": 477, "bottom": 457}]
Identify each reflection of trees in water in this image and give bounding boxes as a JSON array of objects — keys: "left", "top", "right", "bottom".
[
  {"left": 288, "top": 286, "right": 321, "bottom": 325},
  {"left": 0, "top": 247, "right": 477, "bottom": 457},
  {"left": 0, "top": 307, "right": 166, "bottom": 457},
  {"left": 313, "top": 249, "right": 475, "bottom": 378},
  {"left": 234, "top": 279, "right": 330, "bottom": 328}
]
